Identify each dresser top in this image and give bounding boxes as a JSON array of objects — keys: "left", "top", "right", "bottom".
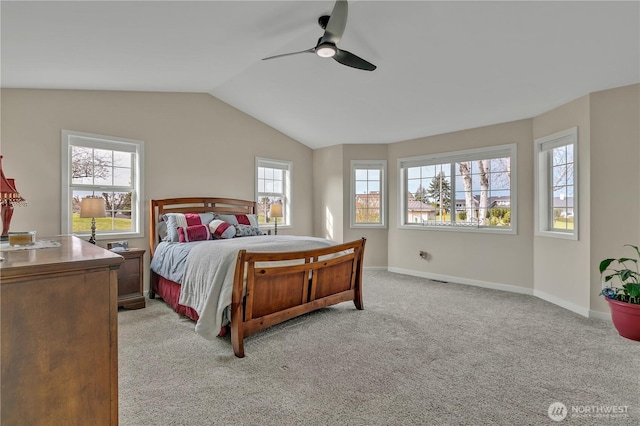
[{"left": 0, "top": 235, "right": 123, "bottom": 280}]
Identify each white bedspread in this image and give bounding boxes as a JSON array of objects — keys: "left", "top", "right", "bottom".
[{"left": 178, "top": 235, "right": 336, "bottom": 340}]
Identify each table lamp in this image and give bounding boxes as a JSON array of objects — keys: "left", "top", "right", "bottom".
[
  {"left": 80, "top": 196, "right": 106, "bottom": 244},
  {"left": 0, "top": 155, "right": 27, "bottom": 241},
  {"left": 269, "top": 203, "right": 283, "bottom": 235}
]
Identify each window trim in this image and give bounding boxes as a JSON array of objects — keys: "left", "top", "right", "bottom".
[
  {"left": 255, "top": 157, "right": 292, "bottom": 229},
  {"left": 61, "top": 130, "right": 145, "bottom": 240},
  {"left": 397, "top": 143, "right": 517, "bottom": 234},
  {"left": 350, "top": 160, "right": 387, "bottom": 229},
  {"left": 535, "top": 127, "right": 578, "bottom": 240}
]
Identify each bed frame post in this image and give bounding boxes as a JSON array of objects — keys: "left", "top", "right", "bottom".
[
  {"left": 231, "top": 250, "right": 247, "bottom": 358},
  {"left": 353, "top": 238, "right": 366, "bottom": 310}
]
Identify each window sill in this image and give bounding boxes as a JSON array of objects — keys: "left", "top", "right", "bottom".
[
  {"left": 73, "top": 231, "right": 144, "bottom": 241},
  {"left": 350, "top": 224, "right": 387, "bottom": 229},
  {"left": 399, "top": 224, "right": 516, "bottom": 235},
  {"left": 535, "top": 230, "right": 578, "bottom": 240}
]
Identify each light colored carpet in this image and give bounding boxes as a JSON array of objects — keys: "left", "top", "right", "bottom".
[{"left": 118, "top": 270, "right": 639, "bottom": 425}]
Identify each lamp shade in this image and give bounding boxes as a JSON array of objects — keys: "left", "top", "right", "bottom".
[
  {"left": 80, "top": 197, "right": 106, "bottom": 218},
  {"left": 0, "top": 155, "right": 26, "bottom": 205},
  {"left": 269, "top": 203, "right": 283, "bottom": 218}
]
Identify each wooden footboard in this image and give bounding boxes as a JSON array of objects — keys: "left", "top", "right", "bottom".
[{"left": 230, "top": 238, "right": 366, "bottom": 358}]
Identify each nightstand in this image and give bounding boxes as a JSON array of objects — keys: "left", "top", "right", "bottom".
[{"left": 117, "top": 248, "right": 145, "bottom": 309}]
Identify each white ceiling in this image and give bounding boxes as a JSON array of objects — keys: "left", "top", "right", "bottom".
[{"left": 2, "top": 1, "right": 638, "bottom": 149}]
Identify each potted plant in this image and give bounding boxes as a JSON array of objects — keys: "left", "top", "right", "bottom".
[{"left": 600, "top": 244, "right": 640, "bottom": 341}]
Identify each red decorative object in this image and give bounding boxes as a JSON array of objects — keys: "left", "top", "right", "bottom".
[
  {"left": 606, "top": 298, "right": 640, "bottom": 341},
  {"left": 0, "top": 155, "right": 27, "bottom": 240}
]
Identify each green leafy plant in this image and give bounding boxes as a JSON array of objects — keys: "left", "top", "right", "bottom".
[{"left": 600, "top": 244, "right": 640, "bottom": 305}]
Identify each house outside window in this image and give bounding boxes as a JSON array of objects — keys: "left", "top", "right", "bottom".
[
  {"left": 256, "top": 157, "right": 292, "bottom": 228},
  {"left": 61, "top": 130, "right": 145, "bottom": 239},
  {"left": 535, "top": 127, "right": 578, "bottom": 240},
  {"left": 398, "top": 144, "right": 516, "bottom": 234},
  {"left": 351, "top": 160, "right": 387, "bottom": 228}
]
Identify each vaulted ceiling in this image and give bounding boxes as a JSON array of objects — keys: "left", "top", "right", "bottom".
[{"left": 2, "top": 1, "right": 638, "bottom": 149}]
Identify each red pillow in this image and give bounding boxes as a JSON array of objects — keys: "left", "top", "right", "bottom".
[{"left": 178, "top": 225, "right": 212, "bottom": 243}]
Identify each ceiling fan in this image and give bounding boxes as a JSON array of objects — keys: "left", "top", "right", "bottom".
[{"left": 262, "top": 0, "right": 376, "bottom": 71}]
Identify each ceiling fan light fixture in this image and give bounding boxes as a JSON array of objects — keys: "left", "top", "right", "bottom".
[
  {"left": 261, "top": 1, "right": 376, "bottom": 71},
  {"left": 316, "top": 43, "right": 337, "bottom": 58}
]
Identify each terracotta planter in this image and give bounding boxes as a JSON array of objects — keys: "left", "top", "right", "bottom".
[{"left": 606, "top": 298, "right": 640, "bottom": 341}]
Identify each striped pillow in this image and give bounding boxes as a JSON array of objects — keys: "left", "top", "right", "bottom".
[
  {"left": 178, "top": 225, "right": 212, "bottom": 243},
  {"left": 214, "top": 214, "right": 260, "bottom": 227},
  {"left": 209, "top": 219, "right": 235, "bottom": 239}
]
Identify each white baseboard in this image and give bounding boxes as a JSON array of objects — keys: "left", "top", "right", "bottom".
[
  {"left": 385, "top": 267, "right": 612, "bottom": 321},
  {"left": 588, "top": 309, "right": 611, "bottom": 321},
  {"left": 387, "top": 267, "right": 533, "bottom": 296},
  {"left": 363, "top": 266, "right": 388, "bottom": 271},
  {"left": 533, "top": 289, "right": 589, "bottom": 317}
]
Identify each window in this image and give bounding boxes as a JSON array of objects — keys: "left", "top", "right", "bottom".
[
  {"left": 61, "top": 130, "right": 144, "bottom": 239},
  {"left": 398, "top": 144, "right": 516, "bottom": 233},
  {"left": 351, "top": 160, "right": 386, "bottom": 228},
  {"left": 256, "top": 157, "right": 292, "bottom": 228},
  {"left": 535, "top": 127, "right": 578, "bottom": 240}
]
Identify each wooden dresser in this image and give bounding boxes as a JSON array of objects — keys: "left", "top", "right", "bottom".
[{"left": 0, "top": 235, "right": 123, "bottom": 425}]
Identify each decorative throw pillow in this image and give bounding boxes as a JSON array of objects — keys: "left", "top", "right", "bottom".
[
  {"left": 156, "top": 221, "right": 168, "bottom": 241},
  {"left": 209, "top": 219, "right": 236, "bottom": 239},
  {"left": 234, "top": 224, "right": 264, "bottom": 237},
  {"left": 178, "top": 225, "right": 212, "bottom": 243},
  {"left": 214, "top": 213, "right": 260, "bottom": 228},
  {"left": 162, "top": 212, "right": 215, "bottom": 242}
]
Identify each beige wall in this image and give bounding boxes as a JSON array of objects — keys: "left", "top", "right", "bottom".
[
  {"left": 312, "top": 144, "right": 344, "bottom": 242},
  {"left": 589, "top": 84, "right": 640, "bottom": 313},
  {"left": 1, "top": 89, "right": 314, "bottom": 290},
  {"left": 532, "top": 95, "right": 592, "bottom": 314},
  {"left": 386, "top": 119, "right": 535, "bottom": 291}
]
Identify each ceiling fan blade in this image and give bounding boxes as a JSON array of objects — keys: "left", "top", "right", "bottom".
[
  {"left": 321, "top": 0, "right": 348, "bottom": 45},
  {"left": 333, "top": 48, "right": 376, "bottom": 71},
  {"left": 262, "top": 48, "right": 315, "bottom": 61}
]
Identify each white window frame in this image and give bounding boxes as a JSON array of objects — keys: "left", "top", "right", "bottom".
[
  {"left": 535, "top": 127, "right": 578, "bottom": 240},
  {"left": 61, "top": 130, "right": 145, "bottom": 240},
  {"left": 398, "top": 143, "right": 517, "bottom": 234},
  {"left": 350, "top": 160, "right": 387, "bottom": 228},
  {"left": 255, "top": 157, "right": 292, "bottom": 229}
]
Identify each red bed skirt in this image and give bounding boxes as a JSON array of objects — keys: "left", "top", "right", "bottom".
[{"left": 152, "top": 273, "right": 200, "bottom": 321}]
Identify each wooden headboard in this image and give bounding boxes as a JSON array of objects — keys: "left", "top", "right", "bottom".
[{"left": 149, "top": 197, "right": 257, "bottom": 256}]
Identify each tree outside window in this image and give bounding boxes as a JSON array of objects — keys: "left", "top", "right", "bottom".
[
  {"left": 62, "top": 130, "right": 144, "bottom": 239},
  {"left": 71, "top": 147, "right": 133, "bottom": 233},
  {"left": 351, "top": 161, "right": 386, "bottom": 228},
  {"left": 535, "top": 127, "right": 577, "bottom": 240},
  {"left": 400, "top": 144, "right": 515, "bottom": 232}
]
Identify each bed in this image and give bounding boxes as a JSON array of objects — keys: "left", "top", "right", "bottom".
[{"left": 149, "top": 197, "right": 366, "bottom": 357}]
